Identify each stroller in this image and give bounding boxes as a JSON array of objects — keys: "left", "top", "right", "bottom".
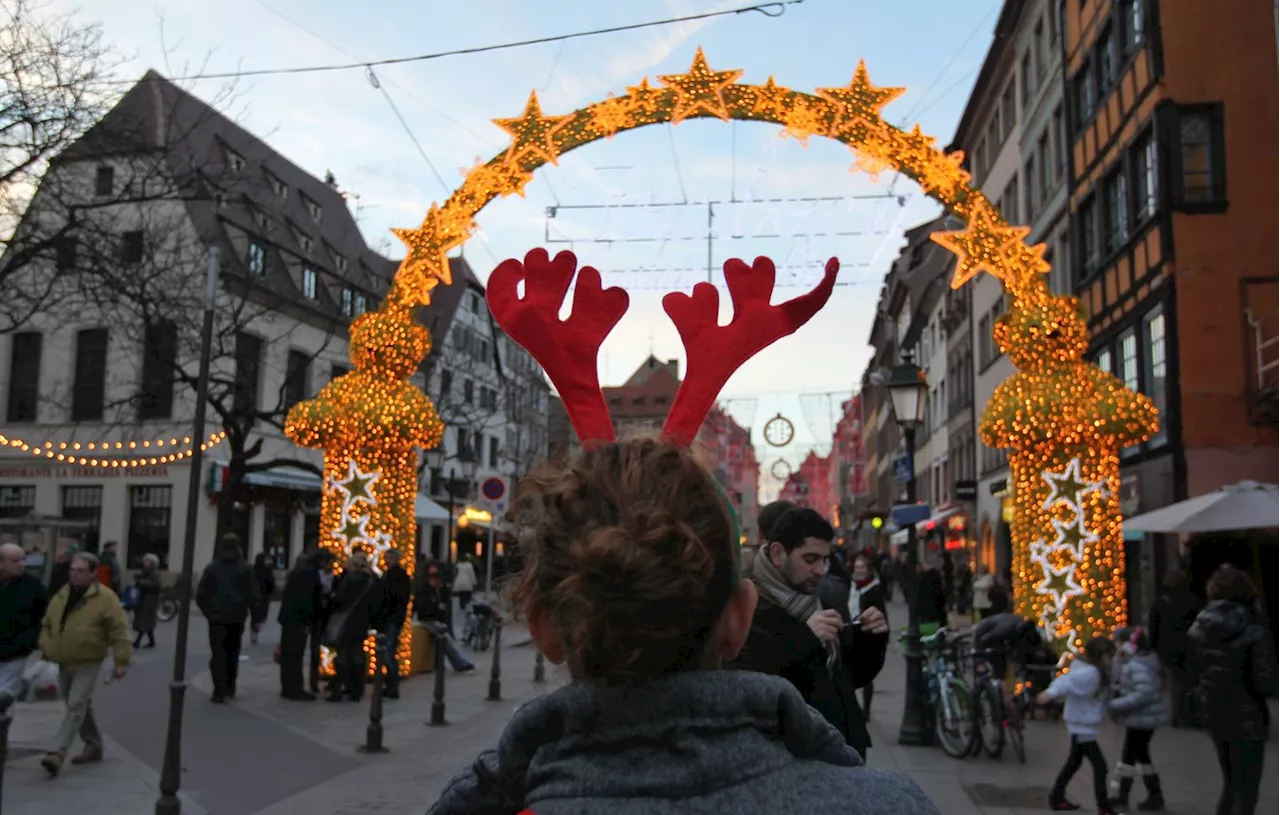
[{"left": 463, "top": 601, "right": 496, "bottom": 651}]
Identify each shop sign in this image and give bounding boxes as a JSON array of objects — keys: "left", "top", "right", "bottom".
[
  {"left": 0, "top": 461, "right": 169, "bottom": 479},
  {"left": 954, "top": 479, "right": 977, "bottom": 502}
]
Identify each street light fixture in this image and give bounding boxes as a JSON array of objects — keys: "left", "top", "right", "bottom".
[{"left": 885, "top": 354, "right": 931, "bottom": 748}]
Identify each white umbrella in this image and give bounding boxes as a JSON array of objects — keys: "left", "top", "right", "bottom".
[{"left": 1123, "top": 480, "right": 1279, "bottom": 533}]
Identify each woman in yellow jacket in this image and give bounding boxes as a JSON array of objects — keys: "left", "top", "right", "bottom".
[{"left": 37, "top": 551, "right": 132, "bottom": 777}]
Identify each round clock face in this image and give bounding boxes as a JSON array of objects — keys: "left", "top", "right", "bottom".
[
  {"left": 770, "top": 458, "right": 793, "bottom": 481},
  {"left": 764, "top": 413, "right": 795, "bottom": 447}
]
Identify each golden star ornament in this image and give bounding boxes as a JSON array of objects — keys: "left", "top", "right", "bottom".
[
  {"left": 391, "top": 203, "right": 474, "bottom": 297},
  {"left": 493, "top": 91, "right": 573, "bottom": 166},
  {"left": 931, "top": 199, "right": 1030, "bottom": 289},
  {"left": 817, "top": 60, "right": 906, "bottom": 134},
  {"left": 658, "top": 47, "right": 744, "bottom": 125}
]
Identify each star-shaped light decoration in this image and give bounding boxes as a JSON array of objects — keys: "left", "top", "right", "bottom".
[
  {"left": 1034, "top": 558, "right": 1085, "bottom": 618},
  {"left": 366, "top": 532, "right": 396, "bottom": 576},
  {"left": 749, "top": 75, "right": 789, "bottom": 118},
  {"left": 332, "top": 460, "right": 380, "bottom": 504},
  {"left": 931, "top": 199, "right": 1030, "bottom": 290},
  {"left": 817, "top": 60, "right": 906, "bottom": 136},
  {"left": 917, "top": 149, "right": 972, "bottom": 203},
  {"left": 336, "top": 512, "right": 371, "bottom": 546},
  {"left": 848, "top": 126, "right": 897, "bottom": 180},
  {"left": 588, "top": 93, "right": 636, "bottom": 139},
  {"left": 779, "top": 99, "right": 827, "bottom": 147},
  {"left": 493, "top": 91, "right": 573, "bottom": 166},
  {"left": 624, "top": 77, "right": 666, "bottom": 116},
  {"left": 391, "top": 203, "right": 474, "bottom": 300},
  {"left": 1050, "top": 515, "right": 1099, "bottom": 560},
  {"left": 460, "top": 158, "right": 533, "bottom": 201},
  {"left": 657, "top": 47, "right": 744, "bottom": 125},
  {"left": 1042, "top": 457, "right": 1101, "bottom": 512}
]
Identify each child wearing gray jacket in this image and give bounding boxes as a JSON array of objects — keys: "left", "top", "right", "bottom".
[{"left": 1109, "top": 626, "right": 1168, "bottom": 811}]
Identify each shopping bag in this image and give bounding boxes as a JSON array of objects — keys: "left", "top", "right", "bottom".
[
  {"left": 22, "top": 654, "right": 60, "bottom": 700},
  {"left": 120, "top": 585, "right": 141, "bottom": 610}
]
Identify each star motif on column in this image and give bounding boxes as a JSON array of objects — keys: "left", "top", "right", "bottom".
[
  {"left": 658, "top": 47, "right": 744, "bottom": 125},
  {"left": 336, "top": 513, "right": 370, "bottom": 545},
  {"left": 817, "top": 60, "right": 906, "bottom": 134},
  {"left": 1035, "top": 558, "right": 1085, "bottom": 613},
  {"left": 367, "top": 533, "right": 395, "bottom": 576},
  {"left": 1050, "top": 515, "right": 1099, "bottom": 560},
  {"left": 493, "top": 91, "right": 573, "bottom": 166},
  {"left": 391, "top": 203, "right": 474, "bottom": 294},
  {"left": 332, "top": 460, "right": 381, "bottom": 504},
  {"left": 931, "top": 199, "right": 1030, "bottom": 289},
  {"left": 1042, "top": 457, "right": 1101, "bottom": 512}
]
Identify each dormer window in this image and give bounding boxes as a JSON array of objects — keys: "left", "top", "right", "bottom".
[
  {"left": 225, "top": 146, "right": 245, "bottom": 173},
  {"left": 304, "top": 195, "right": 322, "bottom": 223},
  {"left": 331, "top": 249, "right": 348, "bottom": 273},
  {"left": 247, "top": 242, "right": 266, "bottom": 276},
  {"left": 302, "top": 267, "right": 318, "bottom": 299},
  {"left": 267, "top": 172, "right": 288, "bottom": 199},
  {"left": 291, "top": 224, "right": 313, "bottom": 253},
  {"left": 354, "top": 293, "right": 368, "bottom": 315},
  {"left": 340, "top": 287, "right": 354, "bottom": 317}
]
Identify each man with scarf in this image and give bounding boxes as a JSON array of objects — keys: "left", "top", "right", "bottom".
[{"left": 732, "top": 507, "right": 889, "bottom": 757}]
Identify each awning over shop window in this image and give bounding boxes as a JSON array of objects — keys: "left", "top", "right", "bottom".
[
  {"left": 415, "top": 495, "right": 449, "bottom": 522},
  {"left": 916, "top": 506, "right": 962, "bottom": 532},
  {"left": 209, "top": 462, "right": 322, "bottom": 494}
]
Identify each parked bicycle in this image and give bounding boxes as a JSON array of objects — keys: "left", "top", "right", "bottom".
[
  {"left": 970, "top": 647, "right": 1025, "bottom": 763},
  {"left": 463, "top": 601, "right": 496, "bottom": 651},
  {"left": 915, "top": 627, "right": 975, "bottom": 759},
  {"left": 156, "top": 584, "right": 180, "bottom": 623}
]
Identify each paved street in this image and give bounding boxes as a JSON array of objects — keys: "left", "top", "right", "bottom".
[{"left": 4, "top": 598, "right": 1277, "bottom": 814}]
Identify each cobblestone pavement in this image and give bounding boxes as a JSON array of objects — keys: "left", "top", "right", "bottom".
[{"left": 4, "top": 599, "right": 1276, "bottom": 814}]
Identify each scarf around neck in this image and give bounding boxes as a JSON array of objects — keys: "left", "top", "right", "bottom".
[{"left": 752, "top": 550, "right": 837, "bottom": 671}]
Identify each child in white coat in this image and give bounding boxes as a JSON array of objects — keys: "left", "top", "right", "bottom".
[{"left": 1038, "top": 636, "right": 1117, "bottom": 814}]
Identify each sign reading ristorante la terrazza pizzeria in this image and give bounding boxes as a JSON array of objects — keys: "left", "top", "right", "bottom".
[{"left": 0, "top": 461, "right": 170, "bottom": 479}]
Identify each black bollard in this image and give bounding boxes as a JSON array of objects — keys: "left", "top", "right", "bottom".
[
  {"left": 487, "top": 617, "right": 503, "bottom": 701},
  {"left": 534, "top": 650, "right": 546, "bottom": 683},
  {"left": 359, "top": 634, "right": 389, "bottom": 753},
  {"left": 0, "top": 690, "right": 14, "bottom": 812},
  {"left": 428, "top": 627, "right": 448, "bottom": 726}
]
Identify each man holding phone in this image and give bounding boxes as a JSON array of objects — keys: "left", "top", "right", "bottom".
[{"left": 732, "top": 507, "right": 889, "bottom": 758}]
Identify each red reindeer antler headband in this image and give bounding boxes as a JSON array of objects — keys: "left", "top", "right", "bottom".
[{"left": 486, "top": 248, "right": 839, "bottom": 447}]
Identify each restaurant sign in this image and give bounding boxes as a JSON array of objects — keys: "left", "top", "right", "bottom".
[{"left": 0, "top": 461, "right": 170, "bottom": 479}]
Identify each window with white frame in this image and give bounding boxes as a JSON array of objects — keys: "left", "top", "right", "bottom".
[
  {"left": 302, "top": 267, "right": 318, "bottom": 299},
  {"left": 1144, "top": 307, "right": 1167, "bottom": 445},
  {"left": 247, "top": 242, "right": 266, "bottom": 276},
  {"left": 1131, "top": 129, "right": 1158, "bottom": 222}
]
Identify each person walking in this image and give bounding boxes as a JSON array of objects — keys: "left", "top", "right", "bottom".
[
  {"left": 1188, "top": 564, "right": 1276, "bottom": 815},
  {"left": 971, "top": 563, "right": 995, "bottom": 621},
  {"left": 249, "top": 553, "right": 276, "bottom": 645},
  {"left": 1040, "top": 636, "right": 1117, "bottom": 814},
  {"left": 377, "top": 549, "right": 412, "bottom": 699},
  {"left": 1148, "top": 567, "right": 1202, "bottom": 728},
  {"left": 0, "top": 542, "right": 47, "bottom": 697},
  {"left": 130, "top": 554, "right": 162, "bottom": 649},
  {"left": 325, "top": 551, "right": 382, "bottom": 702},
  {"left": 914, "top": 554, "right": 949, "bottom": 630},
  {"left": 452, "top": 554, "right": 477, "bottom": 611},
  {"left": 1108, "top": 626, "right": 1167, "bottom": 811},
  {"left": 278, "top": 550, "right": 324, "bottom": 700},
  {"left": 97, "top": 541, "right": 122, "bottom": 594},
  {"left": 37, "top": 552, "right": 131, "bottom": 777},
  {"left": 955, "top": 560, "right": 973, "bottom": 619},
  {"left": 309, "top": 549, "right": 337, "bottom": 695},
  {"left": 733, "top": 507, "right": 888, "bottom": 758},
  {"left": 48, "top": 544, "right": 75, "bottom": 598},
  {"left": 195, "top": 534, "right": 258, "bottom": 703}
]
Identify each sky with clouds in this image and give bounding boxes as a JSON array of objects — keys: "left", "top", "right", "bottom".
[{"left": 63, "top": 0, "right": 1003, "bottom": 492}]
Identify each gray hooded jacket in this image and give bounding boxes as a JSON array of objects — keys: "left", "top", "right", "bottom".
[
  {"left": 427, "top": 670, "right": 938, "bottom": 815},
  {"left": 1109, "top": 652, "right": 1167, "bottom": 730}
]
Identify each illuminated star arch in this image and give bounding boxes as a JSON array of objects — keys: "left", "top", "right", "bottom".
[{"left": 311, "top": 47, "right": 1159, "bottom": 656}]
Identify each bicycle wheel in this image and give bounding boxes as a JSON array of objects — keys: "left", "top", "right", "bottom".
[
  {"left": 977, "top": 684, "right": 1005, "bottom": 758},
  {"left": 1006, "top": 694, "right": 1027, "bottom": 764},
  {"left": 157, "top": 597, "right": 178, "bottom": 622},
  {"left": 934, "top": 679, "right": 974, "bottom": 759}
]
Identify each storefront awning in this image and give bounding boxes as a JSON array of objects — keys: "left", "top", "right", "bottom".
[
  {"left": 917, "top": 506, "right": 963, "bottom": 532},
  {"left": 210, "top": 461, "right": 322, "bottom": 493},
  {"left": 415, "top": 495, "right": 449, "bottom": 522}
]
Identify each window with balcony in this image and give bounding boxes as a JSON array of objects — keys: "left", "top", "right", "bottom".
[
  {"left": 1103, "top": 169, "right": 1129, "bottom": 254},
  {"left": 1175, "top": 105, "right": 1226, "bottom": 207},
  {"left": 1131, "top": 129, "right": 1158, "bottom": 222}
]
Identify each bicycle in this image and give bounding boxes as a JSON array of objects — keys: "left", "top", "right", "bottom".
[
  {"left": 916, "top": 627, "right": 975, "bottom": 759},
  {"left": 970, "top": 648, "right": 1025, "bottom": 763},
  {"left": 463, "top": 601, "right": 496, "bottom": 650}
]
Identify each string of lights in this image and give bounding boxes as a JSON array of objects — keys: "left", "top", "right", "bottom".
[{"left": 0, "top": 431, "right": 228, "bottom": 467}]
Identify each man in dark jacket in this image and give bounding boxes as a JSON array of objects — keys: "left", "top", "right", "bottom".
[
  {"left": 732, "top": 507, "right": 888, "bottom": 757},
  {"left": 277, "top": 550, "right": 324, "bottom": 700},
  {"left": 195, "top": 534, "right": 259, "bottom": 703},
  {"left": 914, "top": 554, "right": 949, "bottom": 629},
  {"left": 378, "top": 549, "right": 412, "bottom": 698},
  {"left": 1188, "top": 564, "right": 1277, "bottom": 815},
  {"left": 0, "top": 542, "right": 47, "bottom": 697}
]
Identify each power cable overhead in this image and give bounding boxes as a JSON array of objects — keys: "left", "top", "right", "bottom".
[{"left": 116, "top": 1, "right": 805, "bottom": 83}]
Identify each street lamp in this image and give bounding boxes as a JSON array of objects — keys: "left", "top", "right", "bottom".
[{"left": 885, "top": 354, "right": 930, "bottom": 747}]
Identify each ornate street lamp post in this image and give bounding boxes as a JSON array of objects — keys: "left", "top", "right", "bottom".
[{"left": 886, "top": 354, "right": 930, "bottom": 747}]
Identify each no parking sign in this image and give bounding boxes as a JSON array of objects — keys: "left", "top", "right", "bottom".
[{"left": 480, "top": 476, "right": 508, "bottom": 512}]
